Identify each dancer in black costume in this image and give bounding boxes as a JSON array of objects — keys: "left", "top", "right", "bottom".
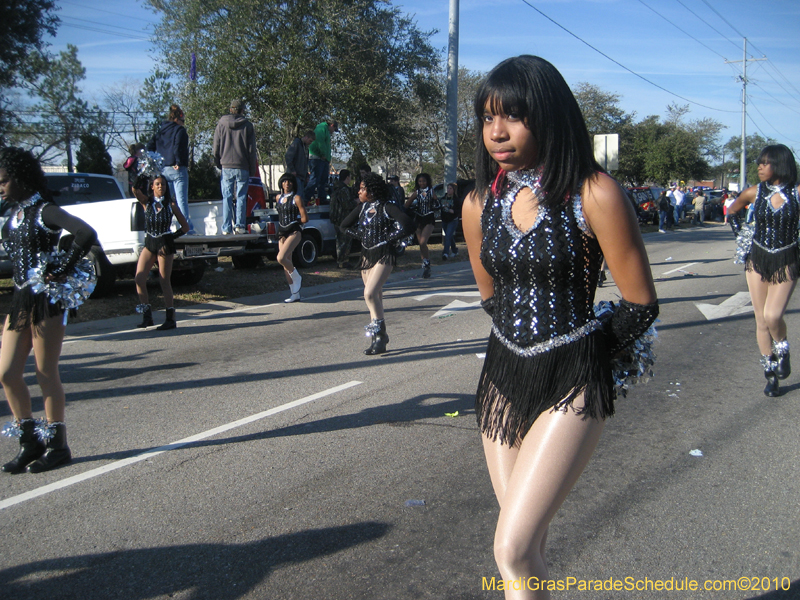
[
  {"left": 462, "top": 56, "right": 657, "bottom": 598},
  {"left": 340, "top": 173, "right": 413, "bottom": 354},
  {"left": 275, "top": 173, "right": 308, "bottom": 303},
  {"left": 0, "top": 147, "right": 97, "bottom": 474},
  {"left": 133, "top": 174, "right": 190, "bottom": 329},
  {"left": 405, "top": 173, "right": 439, "bottom": 278},
  {"left": 727, "top": 144, "right": 800, "bottom": 397}
]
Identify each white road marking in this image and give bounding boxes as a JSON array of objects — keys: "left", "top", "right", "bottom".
[
  {"left": 432, "top": 299, "right": 482, "bottom": 318},
  {"left": 662, "top": 262, "right": 698, "bottom": 275},
  {"left": 695, "top": 291, "right": 753, "bottom": 320},
  {"left": 413, "top": 291, "right": 482, "bottom": 301},
  {"left": 0, "top": 381, "right": 362, "bottom": 511}
]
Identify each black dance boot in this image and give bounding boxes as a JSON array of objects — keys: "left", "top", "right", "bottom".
[
  {"left": 27, "top": 422, "right": 71, "bottom": 473},
  {"left": 365, "top": 319, "right": 389, "bottom": 355},
  {"left": 773, "top": 339, "right": 791, "bottom": 380},
  {"left": 157, "top": 307, "right": 177, "bottom": 330},
  {"left": 2, "top": 419, "right": 46, "bottom": 474},
  {"left": 761, "top": 355, "right": 780, "bottom": 397},
  {"left": 137, "top": 304, "right": 154, "bottom": 328}
]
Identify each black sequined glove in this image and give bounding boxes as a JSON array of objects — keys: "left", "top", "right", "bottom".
[
  {"left": 480, "top": 296, "right": 496, "bottom": 317},
  {"left": 48, "top": 242, "right": 88, "bottom": 277},
  {"left": 728, "top": 210, "right": 743, "bottom": 237},
  {"left": 172, "top": 229, "right": 186, "bottom": 240},
  {"left": 602, "top": 299, "right": 659, "bottom": 355}
]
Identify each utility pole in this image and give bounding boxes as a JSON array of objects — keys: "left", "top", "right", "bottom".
[
  {"left": 726, "top": 38, "right": 765, "bottom": 192},
  {"left": 444, "top": 0, "right": 459, "bottom": 187}
]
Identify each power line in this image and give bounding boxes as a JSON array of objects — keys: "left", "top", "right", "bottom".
[
  {"left": 58, "top": 21, "right": 150, "bottom": 42},
  {"left": 518, "top": 0, "right": 738, "bottom": 113},
  {"left": 673, "top": 0, "right": 743, "bottom": 55},
  {"left": 637, "top": 0, "right": 728, "bottom": 61},
  {"left": 748, "top": 77, "right": 800, "bottom": 118},
  {"left": 60, "top": 0, "right": 159, "bottom": 25},
  {"left": 60, "top": 16, "right": 152, "bottom": 37},
  {"left": 699, "top": 0, "right": 747, "bottom": 39},
  {"left": 746, "top": 96, "right": 799, "bottom": 144}
]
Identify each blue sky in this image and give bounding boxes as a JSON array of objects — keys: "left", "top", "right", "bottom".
[{"left": 47, "top": 0, "right": 800, "bottom": 160}]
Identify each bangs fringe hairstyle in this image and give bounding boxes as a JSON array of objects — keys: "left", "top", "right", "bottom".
[
  {"left": 278, "top": 172, "right": 298, "bottom": 194},
  {"left": 362, "top": 172, "right": 390, "bottom": 203},
  {"left": 473, "top": 55, "right": 600, "bottom": 208},
  {"left": 0, "top": 146, "right": 50, "bottom": 200},
  {"left": 759, "top": 144, "right": 797, "bottom": 187}
]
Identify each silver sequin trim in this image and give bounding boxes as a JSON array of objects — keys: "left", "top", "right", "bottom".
[
  {"left": 752, "top": 238, "right": 798, "bottom": 253},
  {"left": 491, "top": 319, "right": 602, "bottom": 358}
]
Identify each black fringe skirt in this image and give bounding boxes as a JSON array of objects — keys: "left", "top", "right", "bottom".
[
  {"left": 746, "top": 242, "right": 800, "bottom": 284},
  {"left": 6, "top": 287, "right": 65, "bottom": 332},
  {"left": 145, "top": 234, "right": 176, "bottom": 256},
  {"left": 359, "top": 244, "right": 397, "bottom": 271},
  {"left": 476, "top": 328, "right": 615, "bottom": 447},
  {"left": 414, "top": 213, "right": 436, "bottom": 229}
]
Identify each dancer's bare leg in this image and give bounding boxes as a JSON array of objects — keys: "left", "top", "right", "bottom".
[
  {"left": 361, "top": 263, "right": 393, "bottom": 320},
  {"left": 483, "top": 395, "right": 605, "bottom": 599}
]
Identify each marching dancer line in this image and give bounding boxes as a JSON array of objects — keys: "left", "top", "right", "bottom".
[{"left": 0, "top": 380, "right": 362, "bottom": 511}]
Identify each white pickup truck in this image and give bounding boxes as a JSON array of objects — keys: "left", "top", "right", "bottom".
[{"left": 0, "top": 173, "right": 247, "bottom": 297}]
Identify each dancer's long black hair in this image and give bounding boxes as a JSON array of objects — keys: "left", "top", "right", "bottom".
[{"left": 473, "top": 55, "right": 601, "bottom": 208}]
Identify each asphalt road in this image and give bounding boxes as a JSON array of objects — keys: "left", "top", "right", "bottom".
[{"left": 0, "top": 224, "right": 798, "bottom": 600}]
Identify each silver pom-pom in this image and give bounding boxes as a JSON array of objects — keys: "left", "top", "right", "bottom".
[
  {"left": 34, "top": 419, "right": 55, "bottom": 442},
  {"left": 595, "top": 301, "right": 658, "bottom": 398},
  {"left": 138, "top": 151, "right": 165, "bottom": 179},
  {"left": 734, "top": 223, "right": 754, "bottom": 264},
  {"left": 1, "top": 420, "right": 23, "bottom": 438},
  {"left": 27, "top": 252, "right": 97, "bottom": 313}
]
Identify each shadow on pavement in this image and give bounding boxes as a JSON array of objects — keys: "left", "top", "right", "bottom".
[{"left": 0, "top": 521, "right": 391, "bottom": 600}]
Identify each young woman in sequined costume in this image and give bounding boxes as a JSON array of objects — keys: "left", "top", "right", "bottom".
[
  {"left": 0, "top": 147, "right": 97, "bottom": 474},
  {"left": 462, "top": 56, "right": 658, "bottom": 599},
  {"left": 727, "top": 144, "right": 800, "bottom": 397},
  {"left": 275, "top": 173, "right": 309, "bottom": 303},
  {"left": 340, "top": 172, "right": 413, "bottom": 354},
  {"left": 405, "top": 173, "right": 439, "bottom": 278},
  {"left": 133, "top": 174, "right": 190, "bottom": 329}
]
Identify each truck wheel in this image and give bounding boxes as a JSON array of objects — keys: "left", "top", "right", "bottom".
[
  {"left": 88, "top": 247, "right": 116, "bottom": 299},
  {"left": 171, "top": 264, "right": 206, "bottom": 286},
  {"left": 232, "top": 254, "right": 262, "bottom": 269},
  {"left": 293, "top": 232, "right": 319, "bottom": 268}
]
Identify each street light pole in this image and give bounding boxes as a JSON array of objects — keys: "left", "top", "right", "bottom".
[{"left": 444, "top": 0, "right": 459, "bottom": 187}]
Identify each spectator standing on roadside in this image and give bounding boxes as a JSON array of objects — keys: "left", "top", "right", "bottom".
[
  {"left": 440, "top": 182, "right": 460, "bottom": 259},
  {"left": 388, "top": 175, "right": 405, "bottom": 207},
  {"left": 657, "top": 189, "right": 670, "bottom": 233},
  {"left": 285, "top": 130, "right": 315, "bottom": 203},
  {"left": 693, "top": 189, "right": 706, "bottom": 225},
  {"left": 723, "top": 191, "right": 735, "bottom": 224},
  {"left": 213, "top": 99, "right": 258, "bottom": 235},
  {"left": 330, "top": 169, "right": 357, "bottom": 268},
  {"left": 123, "top": 143, "right": 144, "bottom": 197},
  {"left": 306, "top": 118, "right": 338, "bottom": 204},
  {"left": 147, "top": 104, "right": 194, "bottom": 234},
  {"left": 672, "top": 183, "right": 687, "bottom": 225}
]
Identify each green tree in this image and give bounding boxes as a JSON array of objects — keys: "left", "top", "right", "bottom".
[
  {"left": 0, "top": 0, "right": 59, "bottom": 144},
  {"left": 723, "top": 133, "right": 775, "bottom": 188},
  {"left": 145, "top": 0, "right": 439, "bottom": 167},
  {"left": 75, "top": 134, "right": 112, "bottom": 174},
  {"left": 20, "top": 44, "right": 100, "bottom": 169}
]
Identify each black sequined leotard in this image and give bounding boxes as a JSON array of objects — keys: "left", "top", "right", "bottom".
[
  {"left": 340, "top": 200, "right": 413, "bottom": 270},
  {"left": 1, "top": 194, "right": 64, "bottom": 329},
  {"left": 410, "top": 187, "right": 439, "bottom": 227},
  {"left": 476, "top": 170, "right": 613, "bottom": 446},
  {"left": 276, "top": 193, "right": 303, "bottom": 238},
  {"left": 143, "top": 197, "right": 176, "bottom": 255},
  {"left": 746, "top": 182, "right": 800, "bottom": 283}
]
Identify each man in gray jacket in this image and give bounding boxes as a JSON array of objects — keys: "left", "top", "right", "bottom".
[{"left": 213, "top": 99, "right": 257, "bottom": 234}]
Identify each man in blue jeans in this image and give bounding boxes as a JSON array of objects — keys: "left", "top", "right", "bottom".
[
  {"left": 213, "top": 99, "right": 258, "bottom": 234},
  {"left": 148, "top": 104, "right": 195, "bottom": 233},
  {"left": 306, "top": 118, "right": 338, "bottom": 204}
]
